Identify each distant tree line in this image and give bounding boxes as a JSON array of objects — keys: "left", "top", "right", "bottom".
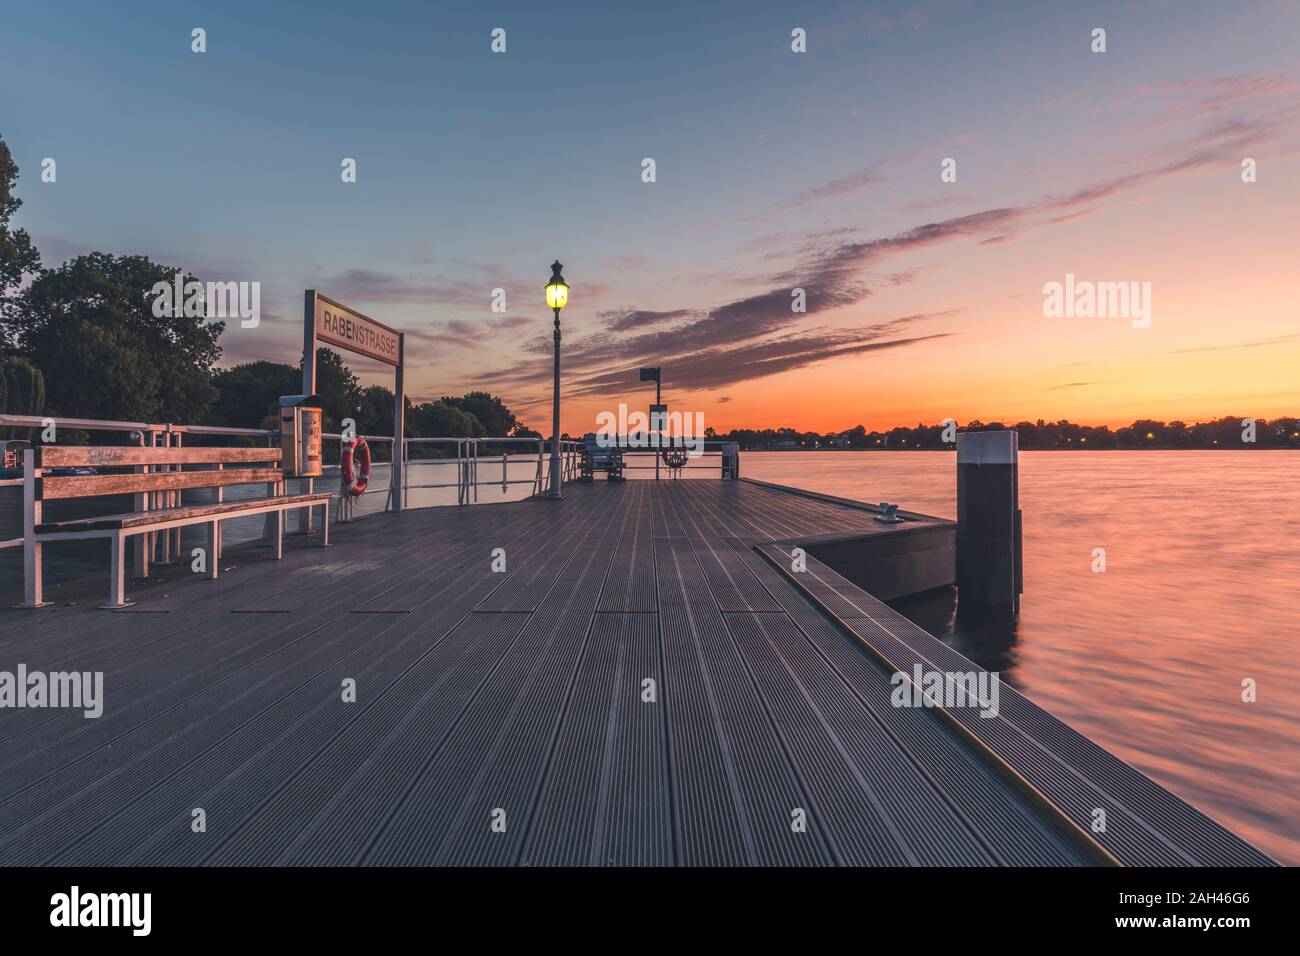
[
  {"left": 0, "top": 134, "right": 537, "bottom": 451},
  {"left": 710, "top": 417, "right": 1300, "bottom": 451}
]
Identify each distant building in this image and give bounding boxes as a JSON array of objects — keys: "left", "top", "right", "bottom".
[{"left": 771, "top": 439, "right": 798, "bottom": 451}]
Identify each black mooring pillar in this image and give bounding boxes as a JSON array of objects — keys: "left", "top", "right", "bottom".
[{"left": 956, "top": 430, "right": 1022, "bottom": 617}]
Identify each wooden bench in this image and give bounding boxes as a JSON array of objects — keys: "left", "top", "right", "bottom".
[{"left": 20, "top": 445, "right": 332, "bottom": 609}]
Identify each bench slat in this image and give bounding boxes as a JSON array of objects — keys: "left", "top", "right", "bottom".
[
  {"left": 35, "top": 493, "right": 333, "bottom": 533},
  {"left": 38, "top": 467, "right": 287, "bottom": 500},
  {"left": 35, "top": 445, "right": 282, "bottom": 468}
]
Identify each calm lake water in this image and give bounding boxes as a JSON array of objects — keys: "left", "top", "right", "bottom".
[{"left": 742, "top": 450, "right": 1300, "bottom": 865}]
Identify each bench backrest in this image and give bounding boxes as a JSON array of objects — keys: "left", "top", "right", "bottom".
[{"left": 30, "top": 445, "right": 283, "bottom": 501}]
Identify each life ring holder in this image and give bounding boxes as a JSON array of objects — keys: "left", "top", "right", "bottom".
[{"left": 339, "top": 437, "right": 371, "bottom": 520}]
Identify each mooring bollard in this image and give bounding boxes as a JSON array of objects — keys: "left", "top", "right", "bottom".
[{"left": 956, "top": 430, "right": 1022, "bottom": 617}]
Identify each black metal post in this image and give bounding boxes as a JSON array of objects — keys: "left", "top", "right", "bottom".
[
  {"left": 654, "top": 379, "right": 661, "bottom": 481},
  {"left": 549, "top": 306, "right": 562, "bottom": 498},
  {"left": 956, "top": 429, "right": 1022, "bottom": 617}
]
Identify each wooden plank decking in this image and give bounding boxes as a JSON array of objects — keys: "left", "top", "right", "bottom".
[{"left": 0, "top": 479, "right": 1274, "bottom": 866}]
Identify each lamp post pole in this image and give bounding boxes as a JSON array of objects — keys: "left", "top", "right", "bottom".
[
  {"left": 545, "top": 260, "right": 568, "bottom": 500},
  {"left": 549, "top": 304, "right": 562, "bottom": 498}
]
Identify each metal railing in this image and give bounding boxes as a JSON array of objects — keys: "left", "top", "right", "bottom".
[
  {"left": 583, "top": 439, "right": 741, "bottom": 478},
  {"left": 352, "top": 435, "right": 581, "bottom": 506},
  {"left": 404, "top": 437, "right": 539, "bottom": 506}
]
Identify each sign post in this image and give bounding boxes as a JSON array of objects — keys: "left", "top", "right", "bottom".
[
  {"left": 302, "top": 290, "right": 406, "bottom": 521},
  {"left": 640, "top": 367, "right": 661, "bottom": 480}
]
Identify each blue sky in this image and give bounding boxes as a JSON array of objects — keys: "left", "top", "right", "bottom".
[{"left": 3, "top": 0, "right": 1298, "bottom": 430}]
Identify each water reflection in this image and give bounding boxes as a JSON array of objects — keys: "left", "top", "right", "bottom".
[{"left": 892, "top": 587, "right": 1023, "bottom": 682}]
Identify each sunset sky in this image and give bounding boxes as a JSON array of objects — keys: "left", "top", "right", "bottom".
[{"left": 3, "top": 0, "right": 1298, "bottom": 434}]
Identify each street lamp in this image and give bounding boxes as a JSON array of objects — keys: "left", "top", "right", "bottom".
[{"left": 545, "top": 260, "right": 568, "bottom": 498}]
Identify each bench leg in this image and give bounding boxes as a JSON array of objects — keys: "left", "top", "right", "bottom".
[
  {"left": 320, "top": 501, "right": 330, "bottom": 547},
  {"left": 102, "top": 533, "right": 133, "bottom": 609},
  {"left": 274, "top": 510, "right": 284, "bottom": 560},
  {"left": 133, "top": 528, "right": 149, "bottom": 580},
  {"left": 207, "top": 520, "right": 220, "bottom": 579}
]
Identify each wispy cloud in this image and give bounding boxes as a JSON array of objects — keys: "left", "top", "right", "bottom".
[
  {"left": 782, "top": 160, "right": 888, "bottom": 208},
  {"left": 1173, "top": 333, "right": 1300, "bottom": 354},
  {"left": 600, "top": 307, "right": 697, "bottom": 332},
  {"left": 407, "top": 316, "right": 534, "bottom": 350},
  {"left": 494, "top": 311, "right": 959, "bottom": 398},
  {"left": 313, "top": 268, "right": 513, "bottom": 309},
  {"left": 1047, "top": 381, "right": 1120, "bottom": 390}
]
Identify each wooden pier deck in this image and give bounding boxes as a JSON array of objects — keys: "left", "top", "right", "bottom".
[{"left": 0, "top": 479, "right": 1274, "bottom": 866}]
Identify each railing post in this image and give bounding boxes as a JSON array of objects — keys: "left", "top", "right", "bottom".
[
  {"left": 214, "top": 461, "right": 224, "bottom": 559},
  {"left": 464, "top": 441, "right": 470, "bottom": 505},
  {"left": 20, "top": 449, "right": 50, "bottom": 607},
  {"left": 158, "top": 429, "right": 171, "bottom": 565},
  {"left": 392, "top": 336, "right": 405, "bottom": 514},
  {"left": 131, "top": 429, "right": 149, "bottom": 579},
  {"left": 170, "top": 429, "right": 183, "bottom": 558},
  {"left": 263, "top": 432, "right": 278, "bottom": 544}
]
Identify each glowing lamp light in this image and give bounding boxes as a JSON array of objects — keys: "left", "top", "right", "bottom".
[{"left": 545, "top": 261, "right": 569, "bottom": 311}]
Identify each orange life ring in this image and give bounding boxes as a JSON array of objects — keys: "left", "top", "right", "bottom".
[{"left": 340, "top": 437, "right": 371, "bottom": 496}]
